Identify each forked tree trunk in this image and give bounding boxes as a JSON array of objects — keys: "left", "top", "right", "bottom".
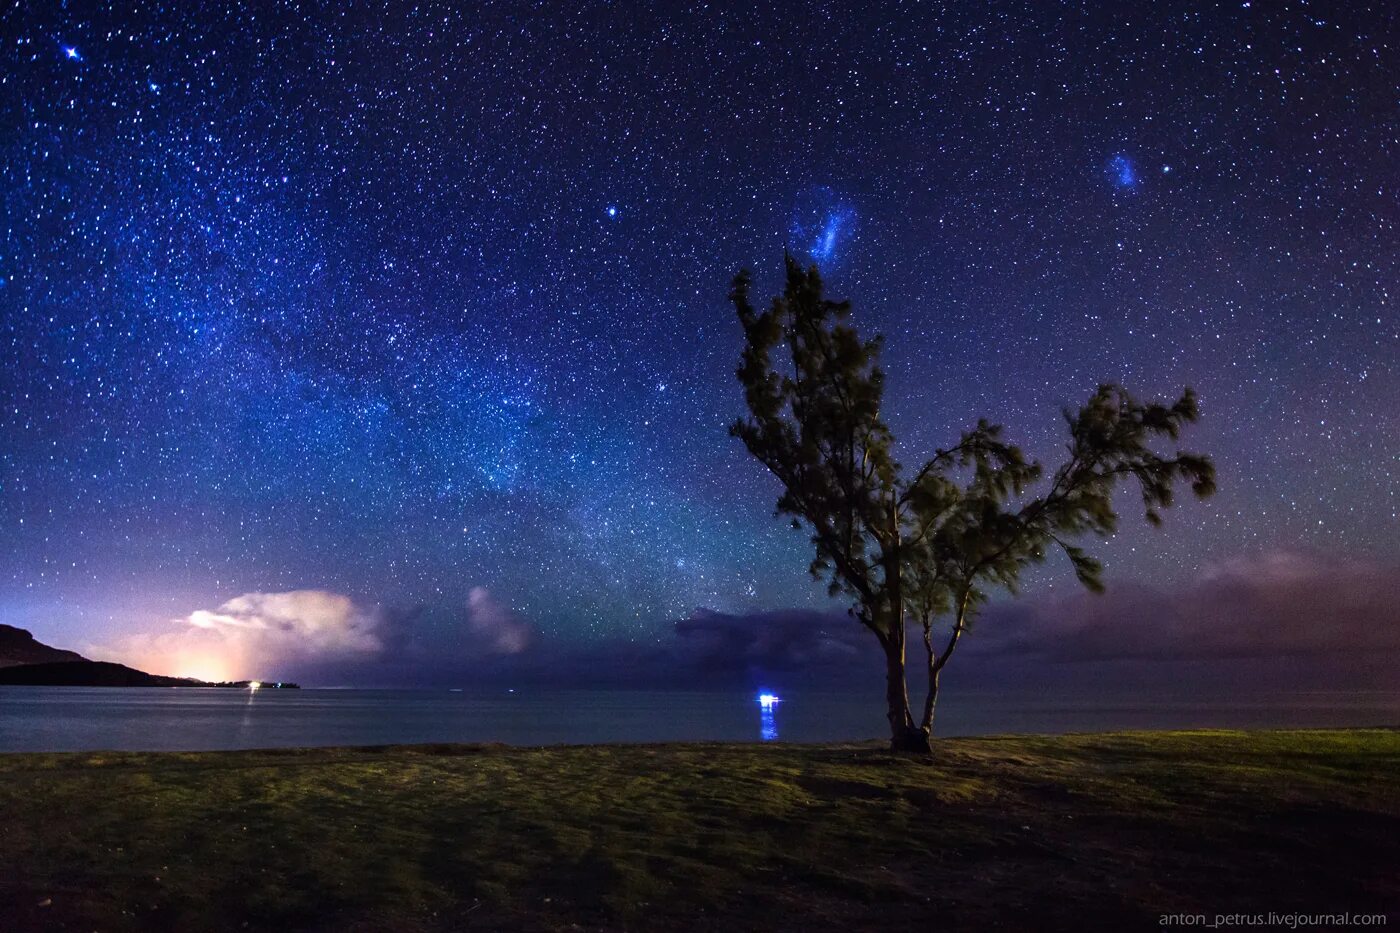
[
  {"left": 884, "top": 632, "right": 932, "bottom": 754},
  {"left": 917, "top": 596, "right": 968, "bottom": 746},
  {"left": 921, "top": 668, "right": 941, "bottom": 736},
  {"left": 920, "top": 622, "right": 941, "bottom": 736}
]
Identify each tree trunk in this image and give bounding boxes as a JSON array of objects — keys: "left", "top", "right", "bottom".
[
  {"left": 919, "top": 595, "right": 968, "bottom": 742},
  {"left": 921, "top": 668, "right": 940, "bottom": 736},
  {"left": 884, "top": 632, "right": 932, "bottom": 754}
]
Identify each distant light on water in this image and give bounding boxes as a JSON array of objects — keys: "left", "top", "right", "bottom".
[
  {"left": 757, "top": 692, "right": 780, "bottom": 709},
  {"left": 248, "top": 681, "right": 261, "bottom": 691}
]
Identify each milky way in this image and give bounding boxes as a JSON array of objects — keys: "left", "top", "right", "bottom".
[{"left": 1, "top": 2, "right": 1396, "bottom": 662}]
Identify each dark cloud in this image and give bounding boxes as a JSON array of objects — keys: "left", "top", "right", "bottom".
[
  {"left": 673, "top": 607, "right": 866, "bottom": 674},
  {"left": 968, "top": 551, "right": 1400, "bottom": 663},
  {"left": 413, "top": 606, "right": 877, "bottom": 690},
  {"left": 658, "top": 550, "right": 1400, "bottom": 688},
  {"left": 557, "top": 549, "right": 1400, "bottom": 694}
]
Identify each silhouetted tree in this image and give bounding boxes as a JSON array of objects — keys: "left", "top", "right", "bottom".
[{"left": 730, "top": 256, "right": 1215, "bottom": 753}]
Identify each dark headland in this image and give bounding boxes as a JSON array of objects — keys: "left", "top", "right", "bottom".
[
  {"left": 0, "top": 659, "right": 207, "bottom": 687},
  {"left": 0, "top": 624, "right": 298, "bottom": 688},
  {"left": 0, "top": 623, "right": 85, "bottom": 667},
  {"left": 0, "top": 729, "right": 1395, "bottom": 932}
]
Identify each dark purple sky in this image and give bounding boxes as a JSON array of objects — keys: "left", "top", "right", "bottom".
[{"left": 1, "top": 2, "right": 1396, "bottom": 688}]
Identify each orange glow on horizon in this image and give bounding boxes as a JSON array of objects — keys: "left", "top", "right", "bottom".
[{"left": 171, "top": 659, "right": 237, "bottom": 684}]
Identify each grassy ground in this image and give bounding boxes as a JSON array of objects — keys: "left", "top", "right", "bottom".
[{"left": 0, "top": 730, "right": 1396, "bottom": 931}]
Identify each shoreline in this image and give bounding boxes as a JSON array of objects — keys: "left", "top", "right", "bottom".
[{"left": 1, "top": 722, "right": 1398, "bottom": 758}]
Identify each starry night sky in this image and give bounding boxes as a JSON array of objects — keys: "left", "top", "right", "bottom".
[{"left": 2, "top": 2, "right": 1397, "bottom": 682}]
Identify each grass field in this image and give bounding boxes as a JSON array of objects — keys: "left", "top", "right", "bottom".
[{"left": 1, "top": 729, "right": 1397, "bottom": 931}]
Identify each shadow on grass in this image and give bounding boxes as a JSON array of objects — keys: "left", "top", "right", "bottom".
[{"left": 0, "top": 730, "right": 1396, "bottom": 931}]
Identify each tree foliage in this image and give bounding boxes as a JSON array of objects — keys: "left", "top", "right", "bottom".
[{"left": 730, "top": 256, "right": 1216, "bottom": 751}]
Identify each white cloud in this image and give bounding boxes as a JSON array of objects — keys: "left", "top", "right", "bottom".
[
  {"left": 98, "top": 587, "right": 533, "bottom": 682},
  {"left": 465, "top": 587, "right": 531, "bottom": 655},
  {"left": 187, "top": 590, "right": 383, "bottom": 654},
  {"left": 102, "top": 589, "right": 384, "bottom": 681}
]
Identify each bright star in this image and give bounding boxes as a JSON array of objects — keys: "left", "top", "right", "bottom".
[
  {"left": 62, "top": 45, "right": 80, "bottom": 61},
  {"left": 606, "top": 205, "right": 618, "bottom": 218}
]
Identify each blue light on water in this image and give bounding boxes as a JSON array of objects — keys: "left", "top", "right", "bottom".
[
  {"left": 760, "top": 708, "right": 777, "bottom": 741},
  {"left": 757, "top": 692, "right": 781, "bottom": 741}
]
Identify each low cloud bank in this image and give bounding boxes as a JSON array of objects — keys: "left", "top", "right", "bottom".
[
  {"left": 628, "top": 549, "right": 1400, "bottom": 693},
  {"left": 104, "top": 587, "right": 531, "bottom": 682},
  {"left": 101, "top": 550, "right": 1400, "bottom": 690},
  {"left": 674, "top": 607, "right": 864, "bottom": 674},
  {"left": 970, "top": 550, "right": 1400, "bottom": 663}
]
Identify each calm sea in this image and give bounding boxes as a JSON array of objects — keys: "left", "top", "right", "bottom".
[{"left": 1, "top": 686, "right": 1398, "bottom": 753}]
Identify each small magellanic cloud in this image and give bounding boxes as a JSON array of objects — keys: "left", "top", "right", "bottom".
[{"left": 1107, "top": 153, "right": 1138, "bottom": 190}]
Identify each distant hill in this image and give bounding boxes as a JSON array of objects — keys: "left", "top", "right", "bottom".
[
  {"left": 0, "top": 624, "right": 87, "bottom": 668},
  {"left": 0, "top": 624, "right": 300, "bottom": 688},
  {"left": 0, "top": 660, "right": 205, "bottom": 688}
]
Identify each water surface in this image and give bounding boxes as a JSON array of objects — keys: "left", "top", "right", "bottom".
[{"left": 2, "top": 686, "right": 1397, "bottom": 752}]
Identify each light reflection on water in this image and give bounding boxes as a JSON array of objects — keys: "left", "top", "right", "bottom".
[{"left": 760, "top": 705, "right": 778, "bottom": 741}]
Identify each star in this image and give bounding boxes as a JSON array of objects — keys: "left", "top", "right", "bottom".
[{"left": 1, "top": 0, "right": 1393, "bottom": 681}]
